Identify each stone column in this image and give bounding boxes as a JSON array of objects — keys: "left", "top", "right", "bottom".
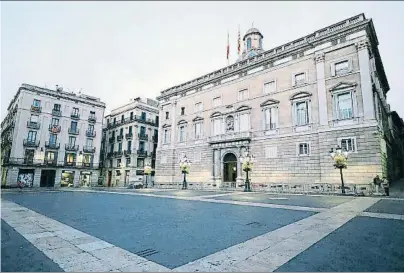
[
  {"left": 315, "top": 53, "right": 328, "bottom": 126},
  {"left": 170, "top": 101, "right": 177, "bottom": 146},
  {"left": 236, "top": 146, "right": 243, "bottom": 185},
  {"left": 214, "top": 149, "right": 221, "bottom": 185},
  {"left": 211, "top": 148, "right": 216, "bottom": 181},
  {"left": 357, "top": 40, "right": 375, "bottom": 120}
]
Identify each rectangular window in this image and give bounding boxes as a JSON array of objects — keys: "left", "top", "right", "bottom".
[
  {"left": 117, "top": 159, "right": 121, "bottom": 168},
  {"left": 66, "top": 153, "right": 76, "bottom": 163},
  {"left": 239, "top": 113, "right": 250, "bottom": 132},
  {"left": 27, "top": 131, "right": 37, "bottom": 142},
  {"left": 71, "top": 121, "right": 77, "bottom": 130},
  {"left": 54, "top": 104, "right": 61, "bottom": 111},
  {"left": 181, "top": 107, "right": 185, "bottom": 116},
  {"left": 30, "top": 114, "right": 39, "bottom": 123},
  {"left": 139, "top": 141, "right": 145, "bottom": 151},
  {"left": 88, "top": 124, "right": 94, "bottom": 133},
  {"left": 238, "top": 89, "right": 249, "bottom": 101},
  {"left": 126, "top": 157, "right": 131, "bottom": 167},
  {"left": 140, "top": 126, "right": 146, "bottom": 135},
  {"left": 195, "top": 102, "right": 203, "bottom": 113},
  {"left": 194, "top": 123, "right": 202, "bottom": 139},
  {"left": 86, "top": 138, "right": 93, "bottom": 147},
  {"left": 118, "top": 142, "right": 122, "bottom": 152},
  {"left": 213, "top": 119, "right": 222, "bottom": 135},
  {"left": 337, "top": 92, "right": 353, "bottom": 120},
  {"left": 164, "top": 129, "right": 169, "bottom": 144},
  {"left": 127, "top": 141, "right": 132, "bottom": 150},
  {"left": 51, "top": 118, "right": 59, "bottom": 125},
  {"left": 130, "top": 112, "right": 134, "bottom": 120},
  {"left": 179, "top": 126, "right": 185, "bottom": 142},
  {"left": 294, "top": 73, "right": 306, "bottom": 85},
  {"left": 340, "top": 137, "right": 356, "bottom": 152},
  {"left": 154, "top": 129, "right": 158, "bottom": 137},
  {"left": 264, "top": 107, "right": 278, "bottom": 130},
  {"left": 49, "top": 134, "right": 57, "bottom": 144},
  {"left": 137, "top": 158, "right": 144, "bottom": 168},
  {"left": 83, "top": 154, "right": 91, "bottom": 164},
  {"left": 120, "top": 128, "right": 123, "bottom": 136},
  {"left": 141, "top": 112, "right": 146, "bottom": 120},
  {"left": 113, "top": 118, "right": 116, "bottom": 124},
  {"left": 33, "top": 99, "right": 41, "bottom": 107},
  {"left": 298, "top": 143, "right": 310, "bottom": 156},
  {"left": 335, "top": 60, "right": 349, "bottom": 76},
  {"left": 69, "top": 136, "right": 76, "bottom": 145},
  {"left": 129, "top": 126, "right": 133, "bottom": 134},
  {"left": 46, "top": 151, "right": 56, "bottom": 161},
  {"left": 165, "top": 111, "right": 169, "bottom": 120},
  {"left": 72, "top": 107, "right": 79, "bottom": 115},
  {"left": 263, "top": 81, "right": 276, "bottom": 94},
  {"left": 121, "top": 115, "right": 124, "bottom": 122},
  {"left": 89, "top": 111, "right": 95, "bottom": 118},
  {"left": 109, "top": 144, "right": 114, "bottom": 153},
  {"left": 213, "top": 97, "right": 222, "bottom": 107},
  {"left": 295, "top": 101, "right": 309, "bottom": 126}
]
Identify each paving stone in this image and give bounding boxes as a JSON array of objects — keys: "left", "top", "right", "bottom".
[
  {"left": 76, "top": 240, "right": 114, "bottom": 252},
  {"left": 33, "top": 236, "right": 76, "bottom": 251},
  {"left": 64, "top": 259, "right": 113, "bottom": 272}
]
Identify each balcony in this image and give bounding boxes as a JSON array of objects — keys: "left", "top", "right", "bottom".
[
  {"left": 30, "top": 105, "right": 42, "bottom": 113},
  {"left": 125, "top": 133, "right": 133, "bottom": 140},
  {"left": 23, "top": 139, "right": 40, "bottom": 147},
  {"left": 44, "top": 159, "right": 57, "bottom": 166},
  {"left": 107, "top": 152, "right": 114, "bottom": 158},
  {"left": 88, "top": 116, "right": 96, "bottom": 123},
  {"left": 68, "top": 128, "right": 80, "bottom": 135},
  {"left": 49, "top": 124, "right": 61, "bottom": 133},
  {"left": 71, "top": 112, "right": 80, "bottom": 120},
  {"left": 138, "top": 133, "right": 148, "bottom": 141},
  {"left": 152, "top": 136, "right": 158, "bottom": 143},
  {"left": 86, "top": 130, "right": 96, "bottom": 138},
  {"left": 207, "top": 131, "right": 252, "bottom": 144},
  {"left": 4, "top": 157, "right": 42, "bottom": 166},
  {"left": 27, "top": 121, "right": 40, "bottom": 129},
  {"left": 65, "top": 143, "right": 79, "bottom": 151},
  {"left": 52, "top": 109, "right": 62, "bottom": 116},
  {"left": 108, "top": 136, "right": 115, "bottom": 143},
  {"left": 124, "top": 150, "right": 132, "bottom": 156},
  {"left": 83, "top": 146, "right": 96, "bottom": 153},
  {"left": 45, "top": 141, "right": 60, "bottom": 150},
  {"left": 82, "top": 162, "right": 93, "bottom": 168},
  {"left": 137, "top": 150, "right": 147, "bottom": 157},
  {"left": 114, "top": 151, "right": 123, "bottom": 158},
  {"left": 64, "top": 161, "right": 76, "bottom": 167},
  {"left": 117, "top": 135, "right": 123, "bottom": 142}
]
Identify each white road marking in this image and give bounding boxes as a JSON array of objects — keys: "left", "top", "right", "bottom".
[
  {"left": 172, "top": 197, "right": 380, "bottom": 272},
  {"left": 1, "top": 200, "right": 171, "bottom": 272},
  {"left": 359, "top": 211, "right": 404, "bottom": 220}
]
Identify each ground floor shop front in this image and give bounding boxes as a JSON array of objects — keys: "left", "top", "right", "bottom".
[
  {"left": 101, "top": 167, "right": 155, "bottom": 188},
  {"left": 2, "top": 167, "right": 99, "bottom": 188}
]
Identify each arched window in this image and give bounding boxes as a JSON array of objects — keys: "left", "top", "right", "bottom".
[{"left": 247, "top": 38, "right": 252, "bottom": 50}]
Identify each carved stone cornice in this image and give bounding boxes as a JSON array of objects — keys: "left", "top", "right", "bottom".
[
  {"left": 356, "top": 39, "right": 370, "bottom": 51},
  {"left": 314, "top": 53, "right": 325, "bottom": 63}
]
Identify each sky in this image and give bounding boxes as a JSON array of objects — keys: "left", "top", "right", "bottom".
[{"left": 1, "top": 1, "right": 404, "bottom": 119}]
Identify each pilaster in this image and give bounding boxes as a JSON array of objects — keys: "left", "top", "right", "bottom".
[
  {"left": 357, "top": 39, "right": 375, "bottom": 120},
  {"left": 315, "top": 53, "right": 328, "bottom": 126}
]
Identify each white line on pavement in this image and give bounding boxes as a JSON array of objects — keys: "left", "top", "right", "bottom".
[
  {"left": 359, "top": 211, "right": 404, "bottom": 221},
  {"left": 1, "top": 200, "right": 171, "bottom": 272},
  {"left": 172, "top": 197, "right": 381, "bottom": 272}
]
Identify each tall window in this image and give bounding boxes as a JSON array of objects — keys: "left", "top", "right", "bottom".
[
  {"left": 336, "top": 92, "right": 353, "bottom": 120},
  {"left": 49, "top": 134, "right": 57, "bottom": 144},
  {"left": 130, "top": 112, "right": 134, "bottom": 120},
  {"left": 140, "top": 126, "right": 146, "bottom": 135},
  {"left": 118, "top": 142, "right": 122, "bottom": 152},
  {"left": 86, "top": 138, "right": 93, "bottom": 147},
  {"left": 263, "top": 81, "right": 276, "bottom": 94},
  {"left": 109, "top": 144, "right": 114, "bottom": 153},
  {"left": 238, "top": 89, "right": 249, "bottom": 101},
  {"left": 127, "top": 141, "right": 132, "bottom": 151},
  {"left": 139, "top": 141, "right": 145, "bottom": 151},
  {"left": 68, "top": 136, "right": 76, "bottom": 145},
  {"left": 213, "top": 119, "right": 222, "bottom": 135},
  {"left": 120, "top": 128, "right": 123, "bottom": 136},
  {"left": 88, "top": 124, "right": 94, "bottom": 133},
  {"left": 32, "top": 99, "right": 41, "bottom": 107},
  {"left": 121, "top": 115, "right": 124, "bottom": 122},
  {"left": 164, "top": 129, "right": 169, "bottom": 144},
  {"left": 72, "top": 107, "right": 79, "bottom": 115},
  {"left": 27, "top": 131, "right": 37, "bottom": 142},
  {"left": 141, "top": 112, "right": 146, "bottom": 120},
  {"left": 239, "top": 113, "right": 250, "bottom": 132},
  {"left": 213, "top": 97, "right": 222, "bottom": 107},
  {"left": 179, "top": 126, "right": 185, "bottom": 142},
  {"left": 154, "top": 129, "right": 158, "bottom": 137},
  {"left": 83, "top": 154, "right": 91, "bottom": 164},
  {"left": 295, "top": 101, "right": 309, "bottom": 126},
  {"left": 264, "top": 107, "right": 278, "bottom": 130},
  {"left": 71, "top": 121, "right": 78, "bottom": 131},
  {"left": 137, "top": 158, "right": 144, "bottom": 168},
  {"left": 335, "top": 60, "right": 349, "bottom": 76},
  {"left": 194, "top": 123, "right": 202, "bottom": 139},
  {"left": 117, "top": 159, "right": 121, "bottom": 168},
  {"left": 46, "top": 151, "right": 55, "bottom": 162},
  {"left": 126, "top": 157, "right": 131, "bottom": 167},
  {"left": 247, "top": 38, "right": 251, "bottom": 50},
  {"left": 129, "top": 126, "right": 133, "bottom": 134},
  {"left": 165, "top": 111, "right": 169, "bottom": 120},
  {"left": 54, "top": 104, "right": 61, "bottom": 111},
  {"left": 113, "top": 117, "right": 116, "bottom": 124},
  {"left": 181, "top": 107, "right": 185, "bottom": 116},
  {"left": 89, "top": 111, "right": 95, "bottom": 118},
  {"left": 51, "top": 118, "right": 59, "bottom": 125},
  {"left": 66, "top": 153, "right": 76, "bottom": 163}
]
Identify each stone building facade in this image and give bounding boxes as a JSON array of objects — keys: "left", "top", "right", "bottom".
[
  {"left": 154, "top": 14, "right": 398, "bottom": 193},
  {"left": 99, "top": 97, "right": 159, "bottom": 187},
  {"left": 1, "top": 84, "right": 105, "bottom": 187}
]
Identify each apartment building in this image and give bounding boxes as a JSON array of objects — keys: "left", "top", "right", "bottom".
[
  {"left": 154, "top": 14, "right": 401, "bottom": 193},
  {"left": 1, "top": 84, "right": 105, "bottom": 187},
  {"left": 100, "top": 97, "right": 159, "bottom": 187}
]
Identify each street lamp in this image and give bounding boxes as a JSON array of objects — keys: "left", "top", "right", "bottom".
[
  {"left": 329, "top": 145, "right": 349, "bottom": 194},
  {"left": 144, "top": 158, "right": 152, "bottom": 189},
  {"left": 179, "top": 155, "right": 191, "bottom": 190},
  {"left": 240, "top": 149, "right": 255, "bottom": 192}
]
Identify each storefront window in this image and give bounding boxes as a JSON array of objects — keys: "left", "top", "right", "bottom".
[
  {"left": 61, "top": 171, "right": 75, "bottom": 187},
  {"left": 80, "top": 171, "right": 92, "bottom": 187}
]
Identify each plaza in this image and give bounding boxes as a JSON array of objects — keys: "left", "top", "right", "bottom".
[{"left": 1, "top": 188, "right": 404, "bottom": 272}]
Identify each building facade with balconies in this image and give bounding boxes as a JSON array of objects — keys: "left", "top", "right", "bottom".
[
  {"left": 99, "top": 97, "right": 159, "bottom": 187},
  {"left": 1, "top": 84, "right": 105, "bottom": 188},
  {"left": 154, "top": 14, "right": 400, "bottom": 194}
]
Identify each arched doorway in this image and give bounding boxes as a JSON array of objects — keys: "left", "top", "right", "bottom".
[{"left": 223, "top": 153, "right": 237, "bottom": 183}]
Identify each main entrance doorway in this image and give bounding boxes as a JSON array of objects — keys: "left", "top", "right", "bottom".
[
  {"left": 40, "top": 170, "right": 56, "bottom": 187},
  {"left": 223, "top": 153, "right": 237, "bottom": 185}
]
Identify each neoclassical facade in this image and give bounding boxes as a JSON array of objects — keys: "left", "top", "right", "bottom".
[{"left": 154, "top": 14, "right": 399, "bottom": 192}]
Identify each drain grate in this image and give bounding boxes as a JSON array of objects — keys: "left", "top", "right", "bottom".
[
  {"left": 134, "top": 248, "right": 159, "bottom": 257},
  {"left": 12, "top": 209, "right": 27, "bottom": 212},
  {"left": 246, "top": 221, "right": 263, "bottom": 227}
]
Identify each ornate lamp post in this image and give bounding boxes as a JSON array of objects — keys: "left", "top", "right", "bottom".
[
  {"left": 240, "top": 149, "right": 255, "bottom": 192},
  {"left": 329, "top": 145, "right": 349, "bottom": 194},
  {"left": 179, "top": 155, "right": 191, "bottom": 190},
  {"left": 144, "top": 158, "right": 152, "bottom": 189}
]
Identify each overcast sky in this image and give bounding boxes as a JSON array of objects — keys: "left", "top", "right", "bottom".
[{"left": 1, "top": 1, "right": 403, "bottom": 119}]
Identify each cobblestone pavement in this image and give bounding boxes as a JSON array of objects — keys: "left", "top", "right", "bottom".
[{"left": 1, "top": 189, "right": 404, "bottom": 272}]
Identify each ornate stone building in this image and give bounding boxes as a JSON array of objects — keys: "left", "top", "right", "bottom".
[
  {"left": 99, "top": 97, "right": 159, "bottom": 187},
  {"left": 154, "top": 14, "right": 399, "bottom": 193}
]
